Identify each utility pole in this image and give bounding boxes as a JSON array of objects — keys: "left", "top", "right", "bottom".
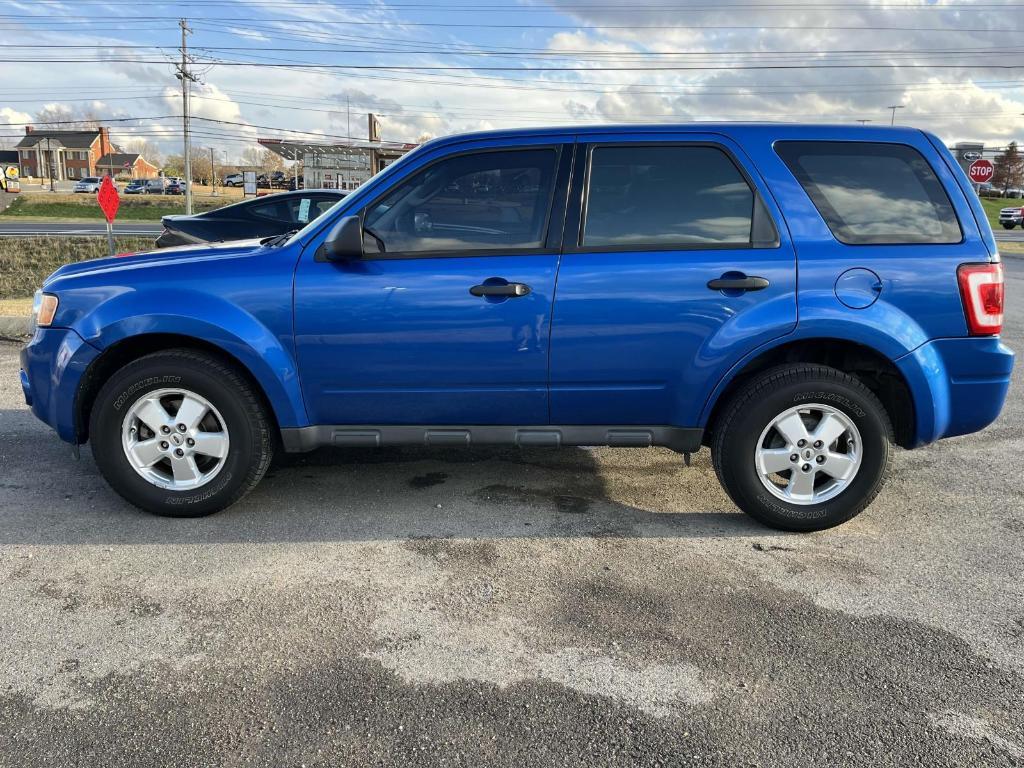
[
  {"left": 210, "top": 146, "right": 217, "bottom": 196},
  {"left": 176, "top": 18, "right": 198, "bottom": 215},
  {"left": 44, "top": 136, "right": 54, "bottom": 192},
  {"left": 887, "top": 105, "right": 904, "bottom": 126},
  {"left": 346, "top": 94, "right": 351, "bottom": 140}
]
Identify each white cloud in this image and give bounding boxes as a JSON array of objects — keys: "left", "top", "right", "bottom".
[{"left": 1, "top": 0, "right": 1023, "bottom": 156}]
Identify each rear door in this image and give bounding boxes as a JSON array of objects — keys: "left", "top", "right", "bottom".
[{"left": 549, "top": 133, "right": 797, "bottom": 427}]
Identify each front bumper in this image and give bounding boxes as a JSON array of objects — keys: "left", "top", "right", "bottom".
[
  {"left": 19, "top": 326, "right": 100, "bottom": 444},
  {"left": 897, "top": 336, "right": 1014, "bottom": 446}
]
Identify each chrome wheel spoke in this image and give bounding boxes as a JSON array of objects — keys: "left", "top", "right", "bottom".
[
  {"left": 773, "top": 412, "right": 810, "bottom": 447},
  {"left": 134, "top": 397, "right": 172, "bottom": 434},
  {"left": 127, "top": 438, "right": 164, "bottom": 468},
  {"left": 757, "top": 448, "right": 794, "bottom": 475},
  {"left": 812, "top": 412, "right": 847, "bottom": 448},
  {"left": 822, "top": 452, "right": 857, "bottom": 480},
  {"left": 170, "top": 453, "right": 201, "bottom": 483},
  {"left": 192, "top": 431, "right": 228, "bottom": 459},
  {"left": 174, "top": 395, "right": 208, "bottom": 431},
  {"left": 787, "top": 468, "right": 817, "bottom": 500}
]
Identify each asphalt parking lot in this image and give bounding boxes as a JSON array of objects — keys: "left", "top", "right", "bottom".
[{"left": 1, "top": 262, "right": 1022, "bottom": 767}]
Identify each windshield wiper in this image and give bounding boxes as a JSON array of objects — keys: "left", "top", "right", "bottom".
[{"left": 262, "top": 229, "right": 299, "bottom": 247}]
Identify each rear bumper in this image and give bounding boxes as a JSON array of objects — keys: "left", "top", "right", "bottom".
[
  {"left": 897, "top": 336, "right": 1014, "bottom": 446},
  {"left": 19, "top": 326, "right": 100, "bottom": 444}
]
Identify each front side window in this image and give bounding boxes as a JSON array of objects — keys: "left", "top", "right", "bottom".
[
  {"left": 776, "top": 141, "right": 961, "bottom": 245},
  {"left": 362, "top": 148, "right": 558, "bottom": 255},
  {"left": 582, "top": 145, "right": 760, "bottom": 248}
]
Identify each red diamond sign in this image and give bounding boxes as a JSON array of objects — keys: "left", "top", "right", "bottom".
[{"left": 97, "top": 176, "right": 120, "bottom": 223}]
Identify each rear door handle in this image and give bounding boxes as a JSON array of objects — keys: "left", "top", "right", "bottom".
[
  {"left": 470, "top": 282, "right": 531, "bottom": 297},
  {"left": 706, "top": 276, "right": 770, "bottom": 292}
]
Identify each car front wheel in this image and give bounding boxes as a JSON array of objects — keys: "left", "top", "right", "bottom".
[
  {"left": 89, "top": 350, "right": 274, "bottom": 516},
  {"left": 1003, "top": 223, "right": 1016, "bottom": 229},
  {"left": 712, "top": 364, "right": 893, "bottom": 531}
]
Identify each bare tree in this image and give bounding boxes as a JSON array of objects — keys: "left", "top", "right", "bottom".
[
  {"left": 123, "top": 138, "right": 163, "bottom": 168},
  {"left": 240, "top": 147, "right": 285, "bottom": 174},
  {"left": 33, "top": 104, "right": 100, "bottom": 130}
]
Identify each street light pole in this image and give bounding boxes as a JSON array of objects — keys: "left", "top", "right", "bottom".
[{"left": 887, "top": 105, "right": 905, "bottom": 126}]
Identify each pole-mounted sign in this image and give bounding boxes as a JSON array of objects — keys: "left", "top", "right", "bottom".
[
  {"left": 97, "top": 176, "right": 120, "bottom": 256},
  {"left": 968, "top": 159, "right": 994, "bottom": 185}
]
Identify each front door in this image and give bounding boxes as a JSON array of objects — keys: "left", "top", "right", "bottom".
[
  {"left": 549, "top": 135, "right": 798, "bottom": 427},
  {"left": 294, "top": 142, "right": 571, "bottom": 426}
]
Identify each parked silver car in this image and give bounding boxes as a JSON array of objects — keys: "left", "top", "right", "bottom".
[{"left": 73, "top": 177, "right": 102, "bottom": 193}]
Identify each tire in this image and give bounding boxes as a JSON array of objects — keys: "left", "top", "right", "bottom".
[
  {"left": 1003, "top": 223, "right": 1016, "bottom": 230},
  {"left": 89, "top": 349, "right": 274, "bottom": 517},
  {"left": 712, "top": 364, "right": 893, "bottom": 532}
]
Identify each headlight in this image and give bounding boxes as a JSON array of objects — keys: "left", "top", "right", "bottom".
[{"left": 33, "top": 290, "right": 59, "bottom": 327}]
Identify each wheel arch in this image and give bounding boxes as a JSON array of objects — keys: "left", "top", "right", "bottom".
[
  {"left": 75, "top": 332, "right": 297, "bottom": 445},
  {"left": 701, "top": 336, "right": 917, "bottom": 449}
]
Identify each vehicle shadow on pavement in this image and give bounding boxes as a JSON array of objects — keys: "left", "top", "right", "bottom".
[{"left": 0, "top": 417, "right": 766, "bottom": 546}]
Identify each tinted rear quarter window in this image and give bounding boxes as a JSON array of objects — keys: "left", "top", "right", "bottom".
[
  {"left": 582, "top": 145, "right": 761, "bottom": 248},
  {"left": 776, "top": 141, "right": 961, "bottom": 245}
]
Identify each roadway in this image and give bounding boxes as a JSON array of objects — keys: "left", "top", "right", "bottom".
[{"left": 0, "top": 221, "right": 163, "bottom": 237}]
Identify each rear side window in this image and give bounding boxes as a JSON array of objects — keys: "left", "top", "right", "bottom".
[
  {"left": 582, "top": 145, "right": 774, "bottom": 248},
  {"left": 776, "top": 141, "right": 961, "bottom": 245}
]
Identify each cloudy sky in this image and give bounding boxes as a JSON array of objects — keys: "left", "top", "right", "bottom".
[{"left": 1, "top": 0, "right": 1023, "bottom": 161}]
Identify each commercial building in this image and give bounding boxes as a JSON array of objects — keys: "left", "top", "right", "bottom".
[{"left": 257, "top": 114, "right": 417, "bottom": 191}]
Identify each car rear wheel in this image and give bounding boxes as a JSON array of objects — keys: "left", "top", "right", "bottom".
[
  {"left": 89, "top": 349, "right": 274, "bottom": 517},
  {"left": 1003, "top": 223, "right": 1016, "bottom": 229},
  {"left": 712, "top": 364, "right": 893, "bottom": 531}
]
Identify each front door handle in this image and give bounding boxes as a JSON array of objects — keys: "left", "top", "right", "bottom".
[
  {"left": 470, "top": 282, "right": 531, "bottom": 298},
  {"left": 707, "top": 275, "right": 770, "bottom": 292}
]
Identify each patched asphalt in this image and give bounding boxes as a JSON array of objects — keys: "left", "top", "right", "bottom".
[{"left": 1, "top": 261, "right": 1022, "bottom": 767}]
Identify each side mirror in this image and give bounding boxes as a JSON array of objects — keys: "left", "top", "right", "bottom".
[{"left": 322, "top": 215, "right": 364, "bottom": 261}]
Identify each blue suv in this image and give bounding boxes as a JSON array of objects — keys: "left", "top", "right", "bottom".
[{"left": 19, "top": 125, "right": 1013, "bottom": 530}]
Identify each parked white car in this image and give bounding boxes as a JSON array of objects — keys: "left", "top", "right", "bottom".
[
  {"left": 223, "top": 173, "right": 244, "bottom": 187},
  {"left": 73, "top": 177, "right": 102, "bottom": 193}
]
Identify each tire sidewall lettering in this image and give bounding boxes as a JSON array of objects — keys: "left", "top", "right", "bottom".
[
  {"left": 113, "top": 375, "right": 183, "bottom": 411},
  {"left": 791, "top": 391, "right": 866, "bottom": 418}
]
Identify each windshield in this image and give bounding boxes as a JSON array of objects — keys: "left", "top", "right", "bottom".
[
  {"left": 286, "top": 144, "right": 427, "bottom": 245},
  {"left": 281, "top": 195, "right": 348, "bottom": 244}
]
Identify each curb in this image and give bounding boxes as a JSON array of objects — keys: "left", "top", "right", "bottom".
[{"left": 0, "top": 315, "right": 32, "bottom": 338}]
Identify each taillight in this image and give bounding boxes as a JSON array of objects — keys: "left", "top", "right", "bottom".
[{"left": 957, "top": 263, "right": 1004, "bottom": 336}]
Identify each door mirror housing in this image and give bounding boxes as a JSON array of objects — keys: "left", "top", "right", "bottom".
[{"left": 322, "top": 215, "right": 364, "bottom": 261}]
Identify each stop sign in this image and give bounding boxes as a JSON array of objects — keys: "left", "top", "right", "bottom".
[
  {"left": 97, "top": 176, "right": 120, "bottom": 223},
  {"left": 968, "top": 159, "right": 994, "bottom": 184}
]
